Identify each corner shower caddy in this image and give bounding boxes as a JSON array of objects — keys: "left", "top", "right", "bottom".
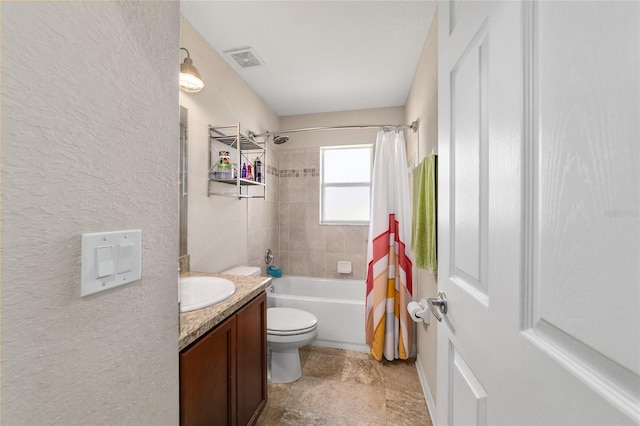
[{"left": 208, "top": 123, "right": 266, "bottom": 199}]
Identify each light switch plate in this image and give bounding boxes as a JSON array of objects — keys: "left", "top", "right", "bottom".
[{"left": 81, "top": 230, "right": 141, "bottom": 297}]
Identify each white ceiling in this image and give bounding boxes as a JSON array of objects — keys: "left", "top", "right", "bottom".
[{"left": 181, "top": 1, "right": 437, "bottom": 116}]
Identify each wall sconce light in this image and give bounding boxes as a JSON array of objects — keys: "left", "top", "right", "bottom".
[{"left": 180, "top": 48, "right": 204, "bottom": 93}]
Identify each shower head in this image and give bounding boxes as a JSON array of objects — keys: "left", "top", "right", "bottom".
[{"left": 273, "top": 135, "right": 289, "bottom": 145}]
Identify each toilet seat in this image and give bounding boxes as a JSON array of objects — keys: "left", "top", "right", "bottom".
[
  {"left": 267, "top": 325, "right": 317, "bottom": 336},
  {"left": 267, "top": 307, "right": 318, "bottom": 336}
]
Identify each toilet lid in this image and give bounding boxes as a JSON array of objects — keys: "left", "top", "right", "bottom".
[
  {"left": 267, "top": 307, "right": 318, "bottom": 333},
  {"left": 220, "top": 266, "right": 260, "bottom": 276}
]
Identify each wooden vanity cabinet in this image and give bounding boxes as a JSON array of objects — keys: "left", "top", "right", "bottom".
[{"left": 180, "top": 292, "right": 267, "bottom": 426}]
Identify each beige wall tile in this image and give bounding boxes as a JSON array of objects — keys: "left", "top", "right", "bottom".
[
  {"left": 306, "top": 177, "right": 320, "bottom": 203},
  {"left": 307, "top": 250, "right": 326, "bottom": 277},
  {"left": 325, "top": 252, "right": 343, "bottom": 279},
  {"left": 278, "top": 149, "right": 291, "bottom": 169},
  {"left": 344, "top": 225, "right": 368, "bottom": 255},
  {"left": 350, "top": 253, "right": 367, "bottom": 280},
  {"left": 306, "top": 225, "right": 326, "bottom": 251},
  {"left": 360, "top": 225, "right": 370, "bottom": 241},
  {"left": 279, "top": 178, "right": 291, "bottom": 202},
  {"left": 305, "top": 202, "right": 320, "bottom": 226},
  {"left": 289, "top": 251, "right": 307, "bottom": 275},
  {"left": 290, "top": 202, "right": 307, "bottom": 228},
  {"left": 290, "top": 150, "right": 307, "bottom": 169},
  {"left": 269, "top": 233, "right": 279, "bottom": 258},
  {"left": 268, "top": 201, "right": 278, "bottom": 228},
  {"left": 306, "top": 148, "right": 320, "bottom": 168},
  {"left": 278, "top": 250, "right": 290, "bottom": 273},
  {"left": 325, "top": 226, "right": 346, "bottom": 254},
  {"left": 268, "top": 149, "right": 279, "bottom": 169},
  {"left": 290, "top": 227, "right": 308, "bottom": 251},
  {"left": 267, "top": 178, "right": 278, "bottom": 201},
  {"left": 279, "top": 226, "right": 290, "bottom": 250},
  {"left": 289, "top": 177, "right": 307, "bottom": 202},
  {"left": 279, "top": 202, "right": 290, "bottom": 227}
]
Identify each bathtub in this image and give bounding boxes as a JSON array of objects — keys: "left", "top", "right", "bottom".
[{"left": 267, "top": 275, "right": 368, "bottom": 353}]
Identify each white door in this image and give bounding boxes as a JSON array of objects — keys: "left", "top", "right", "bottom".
[{"left": 437, "top": 1, "right": 639, "bottom": 424}]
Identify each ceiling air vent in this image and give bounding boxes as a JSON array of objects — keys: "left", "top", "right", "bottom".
[{"left": 225, "top": 47, "right": 264, "bottom": 69}]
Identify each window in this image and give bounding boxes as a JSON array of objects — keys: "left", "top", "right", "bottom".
[{"left": 320, "top": 145, "right": 373, "bottom": 224}]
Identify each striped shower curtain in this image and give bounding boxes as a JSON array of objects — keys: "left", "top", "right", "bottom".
[{"left": 365, "top": 130, "right": 415, "bottom": 361}]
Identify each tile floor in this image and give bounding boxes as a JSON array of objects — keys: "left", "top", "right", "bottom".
[{"left": 257, "top": 346, "right": 433, "bottom": 425}]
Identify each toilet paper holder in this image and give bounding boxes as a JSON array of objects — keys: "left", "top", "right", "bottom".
[{"left": 408, "top": 299, "right": 430, "bottom": 324}]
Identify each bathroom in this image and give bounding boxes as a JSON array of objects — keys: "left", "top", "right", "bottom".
[
  {"left": 3, "top": 1, "right": 638, "bottom": 425},
  {"left": 2, "top": 1, "right": 439, "bottom": 423},
  {"left": 178, "top": 3, "right": 438, "bottom": 422}
]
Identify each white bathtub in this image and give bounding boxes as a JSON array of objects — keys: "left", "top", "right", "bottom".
[{"left": 268, "top": 275, "right": 368, "bottom": 353}]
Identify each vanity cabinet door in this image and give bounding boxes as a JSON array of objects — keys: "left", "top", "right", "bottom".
[
  {"left": 235, "top": 292, "right": 267, "bottom": 426},
  {"left": 180, "top": 315, "right": 236, "bottom": 426}
]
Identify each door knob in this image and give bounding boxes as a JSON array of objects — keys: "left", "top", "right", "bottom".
[{"left": 426, "top": 291, "right": 448, "bottom": 322}]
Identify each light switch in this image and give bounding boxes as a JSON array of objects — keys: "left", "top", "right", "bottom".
[
  {"left": 96, "top": 245, "right": 114, "bottom": 278},
  {"left": 81, "top": 230, "right": 142, "bottom": 297},
  {"left": 117, "top": 243, "right": 134, "bottom": 273}
]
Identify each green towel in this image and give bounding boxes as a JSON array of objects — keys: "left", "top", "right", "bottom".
[{"left": 411, "top": 155, "right": 437, "bottom": 273}]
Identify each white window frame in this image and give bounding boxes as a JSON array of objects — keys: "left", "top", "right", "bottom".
[{"left": 319, "top": 144, "right": 373, "bottom": 225}]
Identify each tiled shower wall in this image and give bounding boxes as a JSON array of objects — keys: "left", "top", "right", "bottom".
[{"left": 277, "top": 147, "right": 368, "bottom": 280}]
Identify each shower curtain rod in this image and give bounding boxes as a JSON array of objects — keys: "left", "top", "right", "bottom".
[{"left": 252, "top": 120, "right": 418, "bottom": 138}]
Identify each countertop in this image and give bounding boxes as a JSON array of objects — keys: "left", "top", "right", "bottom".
[{"left": 179, "top": 271, "right": 272, "bottom": 351}]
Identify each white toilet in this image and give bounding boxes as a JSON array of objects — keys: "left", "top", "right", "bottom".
[
  {"left": 222, "top": 266, "right": 318, "bottom": 384},
  {"left": 267, "top": 306, "right": 318, "bottom": 383}
]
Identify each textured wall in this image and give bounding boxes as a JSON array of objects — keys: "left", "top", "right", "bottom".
[
  {"left": 404, "top": 10, "right": 439, "bottom": 408},
  {"left": 2, "top": 2, "right": 180, "bottom": 424},
  {"left": 179, "top": 17, "right": 279, "bottom": 275}
]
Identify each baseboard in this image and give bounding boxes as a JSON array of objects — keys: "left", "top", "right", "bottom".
[
  {"left": 415, "top": 356, "right": 437, "bottom": 425},
  {"left": 311, "top": 340, "right": 370, "bottom": 353}
]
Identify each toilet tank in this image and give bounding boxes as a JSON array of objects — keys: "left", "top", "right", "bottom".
[{"left": 221, "top": 266, "right": 261, "bottom": 277}]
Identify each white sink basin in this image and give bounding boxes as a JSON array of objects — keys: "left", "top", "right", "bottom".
[{"left": 180, "top": 276, "right": 236, "bottom": 313}]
